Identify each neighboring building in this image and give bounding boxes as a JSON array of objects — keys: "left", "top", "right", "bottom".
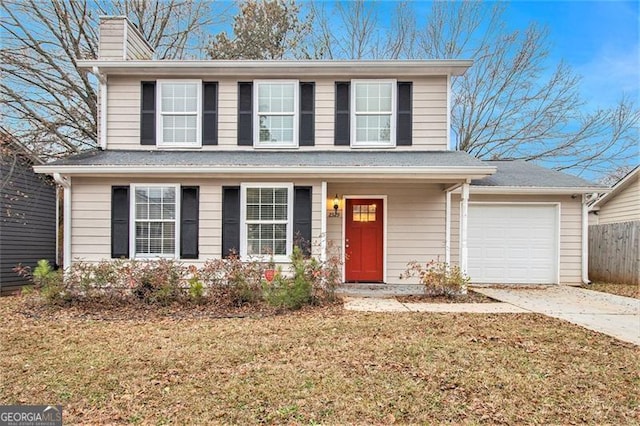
[
  {"left": 0, "top": 132, "right": 57, "bottom": 295},
  {"left": 35, "top": 17, "right": 605, "bottom": 286},
  {"left": 589, "top": 166, "right": 639, "bottom": 225}
]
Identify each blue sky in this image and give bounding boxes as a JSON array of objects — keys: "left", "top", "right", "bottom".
[{"left": 501, "top": 0, "right": 639, "bottom": 108}]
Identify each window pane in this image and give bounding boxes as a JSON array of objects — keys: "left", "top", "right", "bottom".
[
  {"left": 248, "top": 224, "right": 260, "bottom": 239},
  {"left": 258, "top": 82, "right": 295, "bottom": 113},
  {"left": 260, "top": 188, "right": 274, "bottom": 204},
  {"left": 274, "top": 224, "right": 287, "bottom": 239},
  {"left": 274, "top": 205, "right": 287, "bottom": 220},
  {"left": 260, "top": 205, "right": 274, "bottom": 220},
  {"left": 258, "top": 115, "right": 294, "bottom": 144},
  {"left": 247, "top": 188, "right": 260, "bottom": 203},
  {"left": 161, "top": 83, "right": 198, "bottom": 113},
  {"left": 355, "top": 115, "right": 391, "bottom": 143},
  {"left": 246, "top": 205, "right": 260, "bottom": 220},
  {"left": 355, "top": 82, "right": 392, "bottom": 113}
]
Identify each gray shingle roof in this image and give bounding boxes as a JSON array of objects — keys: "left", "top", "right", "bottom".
[
  {"left": 472, "top": 160, "right": 600, "bottom": 188},
  {"left": 44, "top": 149, "right": 490, "bottom": 168}
]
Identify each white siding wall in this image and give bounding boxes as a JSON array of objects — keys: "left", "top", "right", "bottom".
[
  {"left": 450, "top": 194, "right": 583, "bottom": 285},
  {"left": 70, "top": 177, "right": 322, "bottom": 264},
  {"left": 105, "top": 76, "right": 448, "bottom": 151},
  {"left": 99, "top": 19, "right": 125, "bottom": 60},
  {"left": 326, "top": 183, "right": 446, "bottom": 284},
  {"left": 125, "top": 26, "right": 153, "bottom": 60},
  {"left": 597, "top": 176, "right": 640, "bottom": 224}
]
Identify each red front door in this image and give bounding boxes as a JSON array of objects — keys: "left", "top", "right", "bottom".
[{"left": 345, "top": 198, "right": 384, "bottom": 282}]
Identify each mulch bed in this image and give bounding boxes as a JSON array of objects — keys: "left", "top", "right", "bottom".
[{"left": 396, "top": 290, "right": 495, "bottom": 304}]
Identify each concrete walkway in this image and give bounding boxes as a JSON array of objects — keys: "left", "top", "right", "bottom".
[
  {"left": 474, "top": 286, "right": 640, "bottom": 345},
  {"left": 343, "top": 297, "right": 528, "bottom": 313}
]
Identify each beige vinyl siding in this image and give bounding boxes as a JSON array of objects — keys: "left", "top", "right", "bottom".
[
  {"left": 125, "top": 27, "right": 153, "bottom": 60},
  {"left": 105, "top": 76, "right": 448, "bottom": 151},
  {"left": 450, "top": 194, "right": 583, "bottom": 285},
  {"left": 99, "top": 19, "right": 125, "bottom": 60},
  {"left": 70, "top": 177, "right": 322, "bottom": 264},
  {"left": 596, "top": 176, "right": 640, "bottom": 224},
  {"left": 326, "top": 183, "right": 446, "bottom": 285}
]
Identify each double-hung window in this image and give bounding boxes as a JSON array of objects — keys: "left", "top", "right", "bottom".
[
  {"left": 132, "top": 185, "right": 180, "bottom": 258},
  {"left": 158, "top": 80, "right": 201, "bottom": 147},
  {"left": 240, "top": 183, "right": 293, "bottom": 260},
  {"left": 254, "top": 81, "right": 298, "bottom": 147},
  {"left": 351, "top": 80, "right": 396, "bottom": 147}
]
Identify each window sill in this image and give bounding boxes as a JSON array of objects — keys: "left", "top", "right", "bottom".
[
  {"left": 156, "top": 144, "right": 203, "bottom": 149},
  {"left": 349, "top": 144, "right": 397, "bottom": 149},
  {"left": 253, "top": 144, "right": 299, "bottom": 150}
]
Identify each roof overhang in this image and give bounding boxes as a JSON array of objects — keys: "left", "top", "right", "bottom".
[
  {"left": 461, "top": 186, "right": 610, "bottom": 195},
  {"left": 34, "top": 164, "right": 495, "bottom": 181},
  {"left": 78, "top": 59, "right": 474, "bottom": 77}
]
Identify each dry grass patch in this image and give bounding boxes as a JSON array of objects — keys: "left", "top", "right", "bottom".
[
  {"left": 1, "top": 296, "right": 638, "bottom": 424},
  {"left": 582, "top": 282, "right": 639, "bottom": 299}
]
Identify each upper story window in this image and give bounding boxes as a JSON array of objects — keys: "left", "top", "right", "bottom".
[
  {"left": 351, "top": 80, "right": 396, "bottom": 147},
  {"left": 254, "top": 80, "right": 299, "bottom": 148},
  {"left": 157, "top": 80, "right": 202, "bottom": 147}
]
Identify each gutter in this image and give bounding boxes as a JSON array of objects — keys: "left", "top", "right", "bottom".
[
  {"left": 53, "top": 173, "right": 71, "bottom": 271},
  {"left": 456, "top": 186, "right": 610, "bottom": 195},
  {"left": 34, "top": 165, "right": 497, "bottom": 179}
]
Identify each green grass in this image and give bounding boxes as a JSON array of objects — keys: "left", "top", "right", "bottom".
[{"left": 0, "top": 296, "right": 638, "bottom": 424}]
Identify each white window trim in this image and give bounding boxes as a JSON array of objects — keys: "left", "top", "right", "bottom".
[
  {"left": 130, "top": 183, "right": 181, "bottom": 259},
  {"left": 350, "top": 79, "right": 397, "bottom": 148},
  {"left": 156, "top": 79, "right": 202, "bottom": 148},
  {"left": 253, "top": 80, "right": 299, "bottom": 149},
  {"left": 240, "top": 182, "right": 294, "bottom": 262}
]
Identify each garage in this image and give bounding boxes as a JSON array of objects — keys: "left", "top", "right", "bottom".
[{"left": 467, "top": 203, "right": 559, "bottom": 284}]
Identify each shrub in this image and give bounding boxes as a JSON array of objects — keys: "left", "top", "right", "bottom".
[
  {"left": 401, "top": 260, "right": 470, "bottom": 297},
  {"left": 15, "top": 259, "right": 67, "bottom": 304},
  {"left": 200, "top": 252, "right": 265, "bottom": 306},
  {"left": 131, "top": 259, "right": 186, "bottom": 305},
  {"left": 188, "top": 276, "right": 205, "bottom": 302},
  {"left": 263, "top": 248, "right": 313, "bottom": 310}
]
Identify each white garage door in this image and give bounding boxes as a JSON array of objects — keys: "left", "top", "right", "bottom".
[{"left": 467, "top": 204, "right": 558, "bottom": 284}]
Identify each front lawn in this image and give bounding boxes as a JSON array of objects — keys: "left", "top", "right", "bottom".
[
  {"left": 582, "top": 282, "right": 639, "bottom": 299},
  {"left": 1, "top": 297, "right": 638, "bottom": 424}
]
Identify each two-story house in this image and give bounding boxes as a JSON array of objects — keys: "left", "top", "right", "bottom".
[{"left": 35, "top": 16, "right": 604, "bottom": 286}]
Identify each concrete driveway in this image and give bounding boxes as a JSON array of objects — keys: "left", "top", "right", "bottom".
[{"left": 474, "top": 286, "right": 640, "bottom": 345}]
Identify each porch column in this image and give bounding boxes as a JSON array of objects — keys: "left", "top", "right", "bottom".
[
  {"left": 445, "top": 190, "right": 451, "bottom": 265},
  {"left": 460, "top": 182, "right": 470, "bottom": 274},
  {"left": 320, "top": 181, "right": 327, "bottom": 262},
  {"left": 53, "top": 173, "right": 71, "bottom": 270}
]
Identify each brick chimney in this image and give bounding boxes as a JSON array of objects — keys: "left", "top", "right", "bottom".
[{"left": 98, "top": 16, "right": 154, "bottom": 60}]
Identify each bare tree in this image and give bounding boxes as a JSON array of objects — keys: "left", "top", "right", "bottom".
[
  {"left": 417, "top": 1, "right": 639, "bottom": 176},
  {"left": 599, "top": 164, "right": 637, "bottom": 186},
  {"left": 309, "top": 1, "right": 416, "bottom": 60},
  {"left": 207, "top": 0, "right": 311, "bottom": 60},
  {"left": 0, "top": 0, "right": 219, "bottom": 161}
]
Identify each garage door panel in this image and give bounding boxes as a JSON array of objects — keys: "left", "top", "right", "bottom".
[{"left": 468, "top": 204, "right": 558, "bottom": 284}]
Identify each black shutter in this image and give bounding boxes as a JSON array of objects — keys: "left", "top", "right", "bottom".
[
  {"left": 397, "top": 82, "right": 413, "bottom": 146},
  {"left": 111, "top": 186, "right": 130, "bottom": 258},
  {"left": 202, "top": 82, "right": 218, "bottom": 145},
  {"left": 299, "top": 82, "right": 315, "bottom": 146},
  {"left": 222, "top": 186, "right": 241, "bottom": 257},
  {"left": 237, "top": 82, "right": 253, "bottom": 146},
  {"left": 140, "top": 81, "right": 156, "bottom": 145},
  {"left": 335, "top": 82, "right": 350, "bottom": 145},
  {"left": 180, "top": 186, "right": 199, "bottom": 259},
  {"left": 293, "top": 186, "right": 312, "bottom": 256}
]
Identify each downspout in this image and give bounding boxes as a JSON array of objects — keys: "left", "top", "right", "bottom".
[
  {"left": 53, "top": 173, "right": 71, "bottom": 271},
  {"left": 460, "top": 181, "right": 470, "bottom": 275},
  {"left": 445, "top": 190, "right": 451, "bottom": 265},
  {"left": 93, "top": 66, "right": 107, "bottom": 150},
  {"left": 320, "top": 181, "right": 327, "bottom": 262},
  {"left": 581, "top": 193, "right": 597, "bottom": 285}
]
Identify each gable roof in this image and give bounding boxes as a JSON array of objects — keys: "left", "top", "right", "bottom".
[
  {"left": 34, "top": 150, "right": 496, "bottom": 180},
  {"left": 590, "top": 165, "right": 639, "bottom": 209},
  {"left": 470, "top": 160, "right": 606, "bottom": 194}
]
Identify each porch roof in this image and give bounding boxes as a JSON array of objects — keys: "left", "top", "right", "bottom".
[
  {"left": 34, "top": 150, "right": 496, "bottom": 180},
  {"left": 468, "top": 160, "right": 606, "bottom": 194}
]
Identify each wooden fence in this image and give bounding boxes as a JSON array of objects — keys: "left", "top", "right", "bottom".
[{"left": 589, "top": 221, "right": 639, "bottom": 285}]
